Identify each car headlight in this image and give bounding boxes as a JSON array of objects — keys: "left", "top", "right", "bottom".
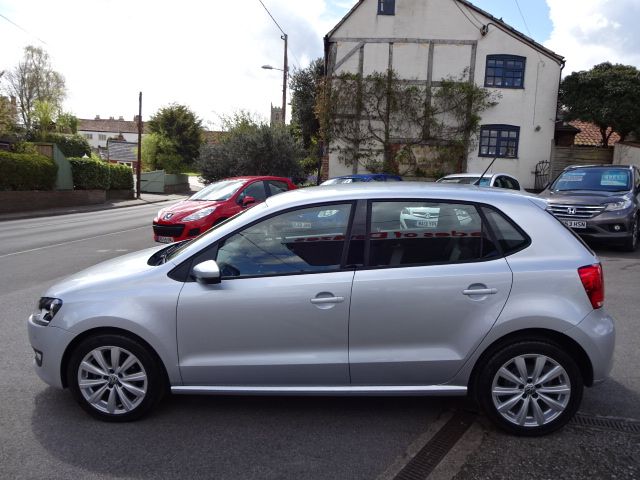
[
  {"left": 605, "top": 200, "right": 632, "bottom": 211},
  {"left": 183, "top": 207, "right": 217, "bottom": 222},
  {"left": 34, "top": 297, "right": 63, "bottom": 326}
]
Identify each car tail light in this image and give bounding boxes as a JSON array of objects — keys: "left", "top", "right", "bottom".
[{"left": 578, "top": 263, "right": 604, "bottom": 309}]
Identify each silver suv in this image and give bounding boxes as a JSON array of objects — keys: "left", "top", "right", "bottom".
[
  {"left": 540, "top": 165, "right": 640, "bottom": 251},
  {"left": 28, "top": 183, "right": 615, "bottom": 436}
]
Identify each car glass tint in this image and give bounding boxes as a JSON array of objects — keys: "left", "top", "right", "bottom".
[
  {"left": 189, "top": 180, "right": 245, "bottom": 201},
  {"left": 368, "top": 201, "right": 499, "bottom": 266},
  {"left": 481, "top": 207, "right": 529, "bottom": 254},
  {"left": 552, "top": 168, "right": 631, "bottom": 192},
  {"left": 268, "top": 180, "right": 289, "bottom": 195},
  {"left": 238, "top": 182, "right": 267, "bottom": 203},
  {"left": 216, "top": 204, "right": 352, "bottom": 278}
]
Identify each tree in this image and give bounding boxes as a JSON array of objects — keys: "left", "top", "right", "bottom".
[
  {"left": 290, "top": 58, "right": 324, "bottom": 150},
  {"left": 141, "top": 133, "right": 182, "bottom": 173},
  {"left": 198, "top": 112, "right": 303, "bottom": 183},
  {"left": 147, "top": 104, "right": 203, "bottom": 168},
  {"left": 318, "top": 69, "right": 496, "bottom": 175},
  {"left": 0, "top": 96, "right": 17, "bottom": 135},
  {"left": 560, "top": 62, "right": 640, "bottom": 146},
  {"left": 3, "top": 46, "right": 66, "bottom": 132}
]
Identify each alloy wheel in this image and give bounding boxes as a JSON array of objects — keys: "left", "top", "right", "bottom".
[
  {"left": 77, "top": 346, "right": 148, "bottom": 415},
  {"left": 491, "top": 354, "right": 571, "bottom": 428}
]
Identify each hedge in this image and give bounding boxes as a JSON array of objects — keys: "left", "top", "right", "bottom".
[
  {"left": 68, "top": 158, "right": 110, "bottom": 190},
  {"left": 41, "top": 133, "right": 91, "bottom": 158},
  {"left": 108, "top": 163, "right": 134, "bottom": 190},
  {"left": 0, "top": 151, "right": 58, "bottom": 191}
]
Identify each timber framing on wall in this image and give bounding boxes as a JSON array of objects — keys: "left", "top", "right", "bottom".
[{"left": 327, "top": 37, "right": 479, "bottom": 87}]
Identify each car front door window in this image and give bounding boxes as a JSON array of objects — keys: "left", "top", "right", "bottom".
[
  {"left": 237, "top": 181, "right": 267, "bottom": 205},
  {"left": 216, "top": 204, "right": 353, "bottom": 278}
]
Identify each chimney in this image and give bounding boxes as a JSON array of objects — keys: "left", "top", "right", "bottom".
[
  {"left": 118, "top": 116, "right": 124, "bottom": 121},
  {"left": 134, "top": 115, "right": 140, "bottom": 123},
  {"left": 10, "top": 96, "right": 16, "bottom": 106},
  {"left": 109, "top": 116, "right": 114, "bottom": 120},
  {"left": 95, "top": 115, "right": 101, "bottom": 120}
]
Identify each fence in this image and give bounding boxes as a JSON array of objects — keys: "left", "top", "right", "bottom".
[
  {"left": 550, "top": 145, "right": 614, "bottom": 179},
  {"left": 34, "top": 142, "right": 74, "bottom": 190}
]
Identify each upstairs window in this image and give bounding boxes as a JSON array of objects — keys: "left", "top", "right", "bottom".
[
  {"left": 485, "top": 55, "right": 526, "bottom": 88},
  {"left": 378, "top": 0, "right": 395, "bottom": 15},
  {"left": 479, "top": 125, "right": 520, "bottom": 158}
]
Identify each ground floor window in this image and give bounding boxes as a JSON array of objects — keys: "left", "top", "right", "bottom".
[{"left": 479, "top": 125, "right": 520, "bottom": 158}]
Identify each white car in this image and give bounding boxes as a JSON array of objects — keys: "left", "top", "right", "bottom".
[{"left": 437, "top": 173, "right": 522, "bottom": 191}]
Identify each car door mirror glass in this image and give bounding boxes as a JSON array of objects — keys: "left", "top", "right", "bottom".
[{"left": 192, "top": 260, "right": 221, "bottom": 284}]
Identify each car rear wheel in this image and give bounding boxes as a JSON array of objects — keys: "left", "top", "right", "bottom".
[
  {"left": 476, "top": 340, "right": 583, "bottom": 436},
  {"left": 622, "top": 216, "right": 638, "bottom": 252},
  {"left": 67, "top": 334, "right": 165, "bottom": 422}
]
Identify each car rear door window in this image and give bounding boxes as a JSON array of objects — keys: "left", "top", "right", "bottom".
[
  {"left": 368, "top": 201, "right": 500, "bottom": 267},
  {"left": 216, "top": 203, "right": 353, "bottom": 278}
]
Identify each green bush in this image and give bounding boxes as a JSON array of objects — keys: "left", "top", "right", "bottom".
[
  {"left": 68, "top": 158, "right": 109, "bottom": 190},
  {"left": 108, "top": 163, "right": 134, "bottom": 190},
  {"left": 41, "top": 133, "right": 91, "bottom": 157},
  {"left": 0, "top": 151, "right": 57, "bottom": 190}
]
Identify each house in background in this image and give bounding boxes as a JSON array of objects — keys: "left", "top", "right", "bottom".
[
  {"left": 323, "top": 0, "right": 564, "bottom": 188},
  {"left": 105, "top": 139, "right": 138, "bottom": 169},
  {"left": 78, "top": 115, "right": 145, "bottom": 149}
]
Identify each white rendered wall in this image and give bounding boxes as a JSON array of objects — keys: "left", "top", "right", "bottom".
[{"left": 327, "top": 0, "right": 563, "bottom": 188}]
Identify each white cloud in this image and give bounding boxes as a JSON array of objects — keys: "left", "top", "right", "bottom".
[
  {"left": 0, "top": 0, "right": 350, "bottom": 127},
  {"left": 544, "top": 0, "right": 640, "bottom": 74}
]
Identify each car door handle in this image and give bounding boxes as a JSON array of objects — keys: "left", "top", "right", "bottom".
[
  {"left": 310, "top": 296, "right": 345, "bottom": 304},
  {"left": 462, "top": 288, "right": 498, "bottom": 296}
]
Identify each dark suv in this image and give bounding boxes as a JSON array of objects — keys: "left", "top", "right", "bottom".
[{"left": 540, "top": 165, "right": 640, "bottom": 251}]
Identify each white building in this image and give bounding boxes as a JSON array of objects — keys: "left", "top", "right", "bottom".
[
  {"left": 77, "top": 115, "right": 144, "bottom": 149},
  {"left": 324, "top": 0, "right": 564, "bottom": 188}
]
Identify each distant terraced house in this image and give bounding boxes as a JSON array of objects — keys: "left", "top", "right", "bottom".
[{"left": 78, "top": 115, "right": 146, "bottom": 149}]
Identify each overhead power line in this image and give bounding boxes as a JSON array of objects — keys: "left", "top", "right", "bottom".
[{"left": 0, "top": 12, "right": 48, "bottom": 45}]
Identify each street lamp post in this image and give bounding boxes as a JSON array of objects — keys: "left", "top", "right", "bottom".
[
  {"left": 261, "top": 33, "right": 288, "bottom": 125},
  {"left": 258, "top": 0, "right": 288, "bottom": 124}
]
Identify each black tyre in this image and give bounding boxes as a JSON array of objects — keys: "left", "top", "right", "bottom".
[
  {"left": 622, "top": 216, "right": 638, "bottom": 252},
  {"left": 476, "top": 339, "right": 583, "bottom": 436},
  {"left": 66, "top": 334, "right": 165, "bottom": 422}
]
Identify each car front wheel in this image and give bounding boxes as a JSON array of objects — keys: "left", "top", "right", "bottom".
[
  {"left": 476, "top": 340, "right": 583, "bottom": 436},
  {"left": 67, "top": 334, "right": 165, "bottom": 421}
]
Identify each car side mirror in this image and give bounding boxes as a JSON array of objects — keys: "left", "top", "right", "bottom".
[
  {"left": 192, "top": 260, "right": 221, "bottom": 284},
  {"left": 242, "top": 196, "right": 256, "bottom": 207}
]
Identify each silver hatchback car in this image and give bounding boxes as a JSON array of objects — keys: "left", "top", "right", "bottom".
[{"left": 28, "top": 183, "right": 615, "bottom": 436}]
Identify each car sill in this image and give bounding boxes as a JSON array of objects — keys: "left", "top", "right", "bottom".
[{"left": 171, "top": 385, "right": 468, "bottom": 396}]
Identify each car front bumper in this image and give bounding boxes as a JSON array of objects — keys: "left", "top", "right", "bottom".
[
  {"left": 28, "top": 314, "right": 75, "bottom": 389},
  {"left": 555, "top": 210, "right": 635, "bottom": 245}
]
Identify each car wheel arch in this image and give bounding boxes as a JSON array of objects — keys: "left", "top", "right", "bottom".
[
  {"left": 60, "top": 326, "right": 170, "bottom": 391},
  {"left": 468, "top": 328, "right": 594, "bottom": 399}
]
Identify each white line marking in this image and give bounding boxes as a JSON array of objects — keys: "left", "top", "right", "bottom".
[{"left": 0, "top": 226, "right": 147, "bottom": 259}]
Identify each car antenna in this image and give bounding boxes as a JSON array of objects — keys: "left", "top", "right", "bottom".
[{"left": 474, "top": 157, "right": 498, "bottom": 186}]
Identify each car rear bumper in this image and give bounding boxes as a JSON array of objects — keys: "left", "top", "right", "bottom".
[
  {"left": 28, "top": 314, "right": 75, "bottom": 389},
  {"left": 568, "top": 308, "right": 616, "bottom": 385}
]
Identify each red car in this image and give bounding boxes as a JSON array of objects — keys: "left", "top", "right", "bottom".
[{"left": 152, "top": 176, "right": 297, "bottom": 243}]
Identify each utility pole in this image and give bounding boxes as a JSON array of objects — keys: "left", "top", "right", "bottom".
[
  {"left": 281, "top": 33, "right": 288, "bottom": 124},
  {"left": 136, "top": 92, "right": 142, "bottom": 199}
]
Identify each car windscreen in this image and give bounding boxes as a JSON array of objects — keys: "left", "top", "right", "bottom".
[
  {"left": 551, "top": 168, "right": 631, "bottom": 192},
  {"left": 189, "top": 180, "right": 245, "bottom": 201},
  {"left": 438, "top": 176, "right": 490, "bottom": 186}
]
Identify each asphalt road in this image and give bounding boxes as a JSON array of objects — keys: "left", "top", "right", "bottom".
[{"left": 0, "top": 205, "right": 638, "bottom": 479}]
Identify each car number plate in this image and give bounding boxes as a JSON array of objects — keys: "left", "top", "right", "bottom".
[
  {"left": 157, "top": 236, "right": 174, "bottom": 243},
  {"left": 416, "top": 219, "right": 437, "bottom": 227},
  {"left": 563, "top": 220, "right": 586, "bottom": 229}
]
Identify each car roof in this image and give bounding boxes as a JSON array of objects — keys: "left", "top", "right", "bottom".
[
  {"left": 265, "top": 182, "right": 541, "bottom": 209},
  {"left": 440, "top": 173, "right": 514, "bottom": 179},
  {"left": 334, "top": 174, "right": 394, "bottom": 179},
  {"left": 222, "top": 176, "right": 292, "bottom": 182}
]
